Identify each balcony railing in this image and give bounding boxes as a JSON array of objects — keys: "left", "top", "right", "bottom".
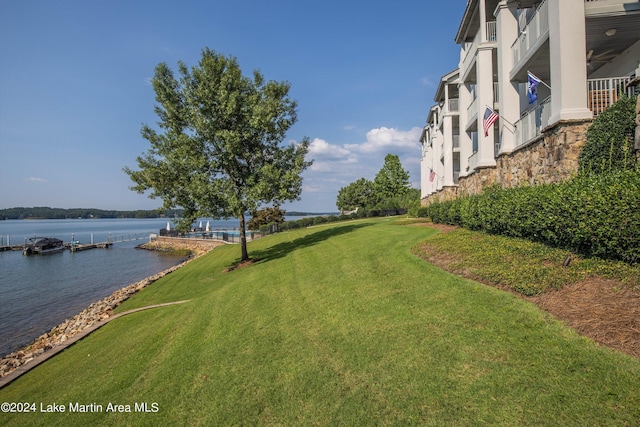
[
  {"left": 512, "top": 0, "right": 549, "bottom": 68},
  {"left": 468, "top": 152, "right": 479, "bottom": 172},
  {"left": 467, "top": 97, "right": 478, "bottom": 127},
  {"left": 461, "top": 22, "right": 498, "bottom": 76},
  {"left": 515, "top": 96, "right": 551, "bottom": 149},
  {"left": 486, "top": 21, "right": 497, "bottom": 42},
  {"left": 587, "top": 75, "right": 637, "bottom": 116},
  {"left": 448, "top": 98, "right": 459, "bottom": 112}
]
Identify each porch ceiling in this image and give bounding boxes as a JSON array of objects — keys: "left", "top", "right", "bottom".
[{"left": 585, "top": 13, "right": 640, "bottom": 75}]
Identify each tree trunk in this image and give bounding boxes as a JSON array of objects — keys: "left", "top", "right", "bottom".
[{"left": 239, "top": 213, "right": 249, "bottom": 261}]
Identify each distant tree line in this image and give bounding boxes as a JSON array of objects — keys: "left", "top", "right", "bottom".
[{"left": 0, "top": 207, "right": 184, "bottom": 220}]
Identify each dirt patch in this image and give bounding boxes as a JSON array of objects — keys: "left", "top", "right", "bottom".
[
  {"left": 222, "top": 258, "right": 260, "bottom": 273},
  {"left": 416, "top": 224, "right": 640, "bottom": 359}
]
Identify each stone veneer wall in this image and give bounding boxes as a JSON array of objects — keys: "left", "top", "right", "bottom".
[{"left": 421, "top": 119, "right": 592, "bottom": 206}]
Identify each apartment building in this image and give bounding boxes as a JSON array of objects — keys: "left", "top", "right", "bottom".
[
  {"left": 420, "top": 69, "right": 460, "bottom": 196},
  {"left": 421, "top": 0, "right": 640, "bottom": 202}
]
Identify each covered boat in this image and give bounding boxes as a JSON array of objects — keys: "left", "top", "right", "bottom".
[{"left": 23, "top": 237, "right": 65, "bottom": 255}]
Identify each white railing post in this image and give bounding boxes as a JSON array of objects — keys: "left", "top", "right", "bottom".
[
  {"left": 587, "top": 75, "right": 634, "bottom": 116},
  {"left": 515, "top": 96, "right": 552, "bottom": 148},
  {"left": 486, "top": 21, "right": 497, "bottom": 42}
]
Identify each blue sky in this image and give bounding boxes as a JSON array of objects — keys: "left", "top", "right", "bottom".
[{"left": 0, "top": 0, "right": 465, "bottom": 213}]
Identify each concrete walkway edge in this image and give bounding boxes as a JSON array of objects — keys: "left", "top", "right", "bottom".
[{"left": 0, "top": 300, "right": 190, "bottom": 389}]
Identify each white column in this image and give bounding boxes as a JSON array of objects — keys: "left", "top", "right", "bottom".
[
  {"left": 458, "top": 82, "right": 472, "bottom": 176},
  {"left": 433, "top": 124, "right": 443, "bottom": 191},
  {"left": 420, "top": 141, "right": 429, "bottom": 198},
  {"left": 442, "top": 114, "right": 455, "bottom": 186},
  {"left": 495, "top": 0, "right": 519, "bottom": 153},
  {"left": 479, "top": 0, "right": 487, "bottom": 41},
  {"left": 548, "top": 0, "right": 593, "bottom": 124},
  {"left": 475, "top": 45, "right": 497, "bottom": 167}
]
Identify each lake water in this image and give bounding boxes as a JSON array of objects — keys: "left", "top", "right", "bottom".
[{"left": 0, "top": 217, "right": 240, "bottom": 357}]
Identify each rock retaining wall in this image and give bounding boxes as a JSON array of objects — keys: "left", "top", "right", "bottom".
[
  {"left": 142, "top": 236, "right": 226, "bottom": 256},
  {"left": 422, "top": 120, "right": 591, "bottom": 206}
]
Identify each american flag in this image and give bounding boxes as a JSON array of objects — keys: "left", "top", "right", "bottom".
[{"left": 483, "top": 107, "right": 499, "bottom": 137}]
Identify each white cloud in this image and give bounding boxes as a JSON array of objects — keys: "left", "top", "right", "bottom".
[
  {"left": 346, "top": 126, "right": 422, "bottom": 154},
  {"left": 307, "top": 138, "right": 358, "bottom": 174},
  {"left": 25, "top": 177, "right": 48, "bottom": 183},
  {"left": 293, "top": 126, "right": 424, "bottom": 211},
  {"left": 308, "top": 138, "right": 350, "bottom": 158},
  {"left": 309, "top": 161, "right": 338, "bottom": 173}
]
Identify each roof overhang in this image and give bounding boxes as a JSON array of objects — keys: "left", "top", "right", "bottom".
[
  {"left": 455, "top": 0, "right": 478, "bottom": 44},
  {"left": 434, "top": 68, "right": 461, "bottom": 102}
]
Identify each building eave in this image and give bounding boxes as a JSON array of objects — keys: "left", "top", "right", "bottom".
[
  {"left": 434, "top": 68, "right": 461, "bottom": 102},
  {"left": 455, "top": 0, "right": 478, "bottom": 44}
]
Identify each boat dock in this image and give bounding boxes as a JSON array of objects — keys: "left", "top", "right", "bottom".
[
  {"left": 0, "top": 232, "right": 150, "bottom": 253},
  {"left": 0, "top": 239, "right": 119, "bottom": 253},
  {"left": 0, "top": 241, "right": 113, "bottom": 253},
  {"left": 67, "top": 241, "right": 113, "bottom": 252},
  {"left": 0, "top": 244, "right": 24, "bottom": 252}
]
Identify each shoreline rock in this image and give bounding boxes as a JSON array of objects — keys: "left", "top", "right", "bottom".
[{"left": 0, "top": 239, "right": 222, "bottom": 379}]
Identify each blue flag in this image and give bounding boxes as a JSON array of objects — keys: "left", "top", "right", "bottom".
[{"left": 527, "top": 71, "right": 542, "bottom": 104}]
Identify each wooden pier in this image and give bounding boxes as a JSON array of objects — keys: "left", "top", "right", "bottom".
[
  {"left": 67, "top": 241, "right": 113, "bottom": 252},
  {"left": 0, "top": 244, "right": 24, "bottom": 252}
]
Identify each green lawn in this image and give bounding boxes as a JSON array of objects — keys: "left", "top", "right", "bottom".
[{"left": 2, "top": 218, "right": 640, "bottom": 426}]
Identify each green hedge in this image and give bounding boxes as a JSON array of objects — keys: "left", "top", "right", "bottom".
[
  {"left": 426, "top": 169, "right": 640, "bottom": 264},
  {"left": 578, "top": 94, "right": 637, "bottom": 174}
]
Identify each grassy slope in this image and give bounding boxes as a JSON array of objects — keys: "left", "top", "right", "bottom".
[{"left": 1, "top": 218, "right": 640, "bottom": 426}]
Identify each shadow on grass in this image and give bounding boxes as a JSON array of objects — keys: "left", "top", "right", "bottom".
[{"left": 241, "top": 222, "right": 372, "bottom": 267}]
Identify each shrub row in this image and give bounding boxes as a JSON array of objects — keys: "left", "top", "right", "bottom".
[{"left": 426, "top": 169, "right": 640, "bottom": 264}]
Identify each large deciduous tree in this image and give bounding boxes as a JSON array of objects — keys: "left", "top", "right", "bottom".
[
  {"left": 124, "top": 48, "right": 312, "bottom": 261},
  {"left": 336, "top": 178, "right": 375, "bottom": 212},
  {"left": 373, "top": 154, "right": 411, "bottom": 200}
]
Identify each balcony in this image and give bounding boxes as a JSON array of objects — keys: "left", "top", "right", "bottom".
[
  {"left": 461, "top": 22, "right": 498, "bottom": 78},
  {"left": 515, "top": 96, "right": 552, "bottom": 149},
  {"left": 512, "top": 0, "right": 549, "bottom": 70},
  {"left": 466, "top": 97, "right": 478, "bottom": 129},
  {"left": 587, "top": 75, "right": 637, "bottom": 116}
]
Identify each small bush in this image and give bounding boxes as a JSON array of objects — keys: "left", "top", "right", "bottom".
[{"left": 415, "top": 207, "right": 429, "bottom": 218}]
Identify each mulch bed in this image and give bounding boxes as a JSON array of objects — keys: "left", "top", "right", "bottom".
[{"left": 412, "top": 222, "right": 640, "bottom": 359}]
